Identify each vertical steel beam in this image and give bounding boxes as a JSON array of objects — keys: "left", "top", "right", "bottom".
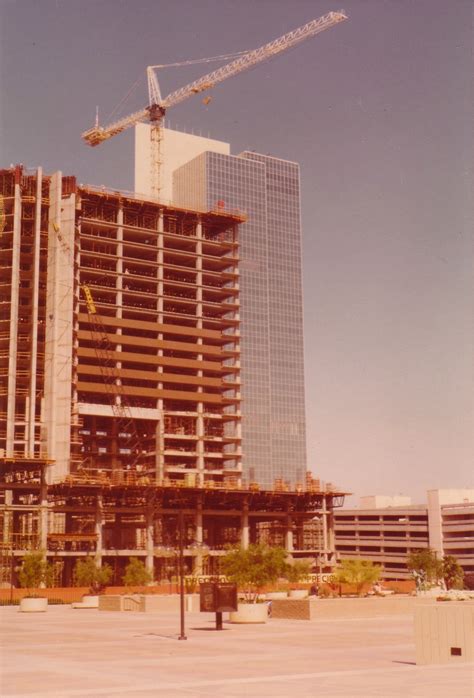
[
  {"left": 195, "top": 218, "right": 204, "bottom": 486},
  {"left": 5, "top": 172, "right": 21, "bottom": 454},
  {"left": 27, "top": 168, "right": 43, "bottom": 456},
  {"left": 43, "top": 173, "right": 75, "bottom": 481}
]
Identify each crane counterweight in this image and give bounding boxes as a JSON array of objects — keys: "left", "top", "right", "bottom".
[{"left": 147, "top": 104, "right": 167, "bottom": 122}]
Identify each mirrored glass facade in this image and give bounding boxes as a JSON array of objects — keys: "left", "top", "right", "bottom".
[{"left": 174, "top": 149, "right": 306, "bottom": 488}]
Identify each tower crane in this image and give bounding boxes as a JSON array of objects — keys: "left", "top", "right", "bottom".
[{"left": 82, "top": 10, "right": 347, "bottom": 198}]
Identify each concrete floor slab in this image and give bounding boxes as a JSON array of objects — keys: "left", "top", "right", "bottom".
[{"left": 1, "top": 601, "right": 473, "bottom": 698}]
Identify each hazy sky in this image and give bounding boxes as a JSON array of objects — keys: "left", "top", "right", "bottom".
[{"left": 1, "top": 0, "right": 472, "bottom": 504}]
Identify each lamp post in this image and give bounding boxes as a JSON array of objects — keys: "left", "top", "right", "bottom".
[
  {"left": 155, "top": 512, "right": 209, "bottom": 642},
  {"left": 178, "top": 510, "right": 186, "bottom": 640}
]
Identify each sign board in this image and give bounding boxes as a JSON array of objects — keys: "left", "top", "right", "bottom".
[
  {"left": 200, "top": 582, "right": 217, "bottom": 612},
  {"left": 199, "top": 582, "right": 238, "bottom": 613},
  {"left": 215, "top": 582, "right": 238, "bottom": 612}
]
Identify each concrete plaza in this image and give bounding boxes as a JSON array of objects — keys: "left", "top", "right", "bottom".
[{"left": 1, "top": 599, "right": 473, "bottom": 698}]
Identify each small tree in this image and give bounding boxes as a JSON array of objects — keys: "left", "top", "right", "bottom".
[
  {"left": 442, "top": 555, "right": 464, "bottom": 590},
  {"left": 333, "top": 559, "right": 382, "bottom": 596},
  {"left": 406, "top": 548, "right": 443, "bottom": 591},
  {"left": 284, "top": 558, "right": 312, "bottom": 585},
  {"left": 122, "top": 558, "right": 152, "bottom": 588},
  {"left": 220, "top": 544, "right": 287, "bottom": 603},
  {"left": 464, "top": 573, "right": 474, "bottom": 591},
  {"left": 17, "top": 551, "right": 54, "bottom": 597},
  {"left": 73, "top": 557, "right": 113, "bottom": 594},
  {"left": 184, "top": 576, "right": 199, "bottom": 594}
]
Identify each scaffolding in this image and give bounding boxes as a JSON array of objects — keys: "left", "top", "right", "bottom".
[{"left": 0, "top": 166, "right": 347, "bottom": 588}]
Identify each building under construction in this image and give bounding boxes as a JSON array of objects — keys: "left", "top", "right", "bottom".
[{"left": 0, "top": 165, "right": 345, "bottom": 585}]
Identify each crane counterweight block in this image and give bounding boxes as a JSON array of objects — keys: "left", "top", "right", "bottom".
[
  {"left": 82, "top": 128, "right": 109, "bottom": 147},
  {"left": 147, "top": 104, "right": 166, "bottom": 121}
]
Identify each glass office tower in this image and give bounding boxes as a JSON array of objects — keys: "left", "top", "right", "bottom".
[{"left": 174, "top": 149, "right": 306, "bottom": 489}]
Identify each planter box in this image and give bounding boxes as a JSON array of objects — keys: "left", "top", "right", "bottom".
[
  {"left": 271, "top": 598, "right": 317, "bottom": 620},
  {"left": 81, "top": 594, "right": 99, "bottom": 608},
  {"left": 72, "top": 594, "right": 100, "bottom": 609},
  {"left": 229, "top": 602, "right": 268, "bottom": 623},
  {"left": 98, "top": 594, "right": 198, "bottom": 613},
  {"left": 288, "top": 589, "right": 308, "bottom": 599},
  {"left": 19, "top": 597, "right": 48, "bottom": 613},
  {"left": 98, "top": 595, "right": 140, "bottom": 611},
  {"left": 414, "top": 602, "right": 474, "bottom": 664},
  {"left": 266, "top": 592, "right": 288, "bottom": 600}
]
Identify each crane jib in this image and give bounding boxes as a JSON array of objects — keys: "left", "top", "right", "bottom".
[{"left": 81, "top": 10, "right": 347, "bottom": 145}]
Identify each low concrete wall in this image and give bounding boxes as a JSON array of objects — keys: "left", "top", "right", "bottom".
[
  {"left": 272, "top": 596, "right": 436, "bottom": 621},
  {"left": 98, "top": 594, "right": 199, "bottom": 612}
]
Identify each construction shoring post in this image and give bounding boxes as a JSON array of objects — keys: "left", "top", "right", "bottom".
[
  {"left": 40, "top": 464, "right": 48, "bottom": 549},
  {"left": 178, "top": 510, "right": 187, "bottom": 640},
  {"left": 10, "top": 548, "right": 14, "bottom": 604}
]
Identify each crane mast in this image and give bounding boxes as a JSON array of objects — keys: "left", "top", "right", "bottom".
[{"left": 82, "top": 10, "right": 347, "bottom": 197}]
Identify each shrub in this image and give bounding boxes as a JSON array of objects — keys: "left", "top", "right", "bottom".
[
  {"left": 333, "top": 559, "right": 382, "bottom": 596},
  {"left": 220, "top": 544, "right": 287, "bottom": 603},
  {"left": 73, "top": 557, "right": 113, "bottom": 594},
  {"left": 122, "top": 558, "right": 152, "bottom": 588},
  {"left": 318, "top": 585, "right": 334, "bottom": 598},
  {"left": 326, "top": 574, "right": 340, "bottom": 594},
  {"left": 407, "top": 549, "right": 443, "bottom": 590},
  {"left": 442, "top": 555, "right": 464, "bottom": 590},
  {"left": 464, "top": 573, "right": 474, "bottom": 591},
  {"left": 284, "top": 559, "right": 312, "bottom": 585},
  {"left": 17, "top": 551, "right": 54, "bottom": 597},
  {"left": 184, "top": 576, "right": 199, "bottom": 594}
]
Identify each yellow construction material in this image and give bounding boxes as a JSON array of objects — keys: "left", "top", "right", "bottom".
[{"left": 81, "top": 285, "right": 97, "bottom": 315}]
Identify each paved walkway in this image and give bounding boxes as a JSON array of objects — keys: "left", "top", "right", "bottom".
[{"left": 1, "top": 603, "right": 472, "bottom": 697}]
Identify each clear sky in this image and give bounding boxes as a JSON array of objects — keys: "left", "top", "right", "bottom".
[{"left": 1, "top": 0, "right": 472, "bottom": 505}]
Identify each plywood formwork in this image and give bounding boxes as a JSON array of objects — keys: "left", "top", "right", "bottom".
[
  {"left": 0, "top": 166, "right": 242, "bottom": 487},
  {"left": 76, "top": 183, "right": 243, "bottom": 488},
  {"left": 0, "top": 455, "right": 346, "bottom": 585}
]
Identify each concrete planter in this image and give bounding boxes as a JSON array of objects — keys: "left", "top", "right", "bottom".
[
  {"left": 417, "top": 586, "right": 445, "bottom": 598},
  {"left": 19, "top": 597, "right": 48, "bottom": 613},
  {"left": 229, "top": 602, "right": 268, "bottom": 624},
  {"left": 266, "top": 592, "right": 288, "bottom": 600},
  {"left": 288, "top": 589, "right": 308, "bottom": 599},
  {"left": 415, "top": 602, "right": 474, "bottom": 664},
  {"left": 99, "top": 595, "right": 141, "bottom": 611},
  {"left": 71, "top": 594, "right": 100, "bottom": 609}
]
